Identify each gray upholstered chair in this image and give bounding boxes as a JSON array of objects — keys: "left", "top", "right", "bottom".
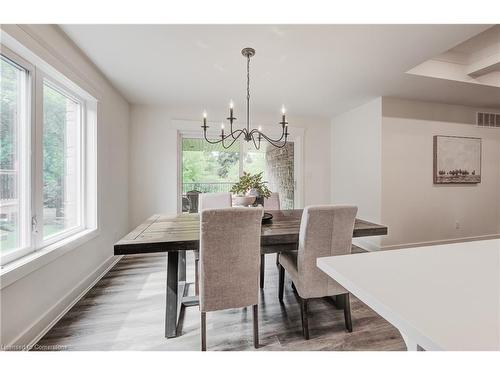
[
  {"left": 194, "top": 192, "right": 232, "bottom": 295},
  {"left": 199, "top": 192, "right": 232, "bottom": 211},
  {"left": 199, "top": 207, "right": 263, "bottom": 350},
  {"left": 264, "top": 192, "right": 280, "bottom": 210},
  {"left": 278, "top": 205, "right": 358, "bottom": 339}
]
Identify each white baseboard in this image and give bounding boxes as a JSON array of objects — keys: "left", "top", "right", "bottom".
[
  {"left": 5, "top": 255, "right": 122, "bottom": 351},
  {"left": 381, "top": 233, "right": 500, "bottom": 251}
]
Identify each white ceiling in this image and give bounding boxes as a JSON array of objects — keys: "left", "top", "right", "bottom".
[{"left": 60, "top": 24, "right": 499, "bottom": 118}]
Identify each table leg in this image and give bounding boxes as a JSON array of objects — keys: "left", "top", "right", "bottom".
[
  {"left": 165, "top": 251, "right": 179, "bottom": 338},
  {"left": 165, "top": 251, "right": 188, "bottom": 338}
]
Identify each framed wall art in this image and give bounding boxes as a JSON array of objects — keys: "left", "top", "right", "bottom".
[{"left": 433, "top": 136, "right": 481, "bottom": 184}]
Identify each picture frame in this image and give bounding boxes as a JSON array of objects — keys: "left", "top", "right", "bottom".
[{"left": 433, "top": 135, "right": 482, "bottom": 184}]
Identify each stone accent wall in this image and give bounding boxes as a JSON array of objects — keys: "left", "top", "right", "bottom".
[{"left": 265, "top": 142, "right": 294, "bottom": 209}]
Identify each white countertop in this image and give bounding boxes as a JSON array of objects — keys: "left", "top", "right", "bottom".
[{"left": 317, "top": 239, "right": 500, "bottom": 351}]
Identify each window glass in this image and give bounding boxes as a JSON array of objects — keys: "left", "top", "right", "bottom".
[
  {"left": 0, "top": 56, "right": 28, "bottom": 254},
  {"left": 243, "top": 141, "right": 267, "bottom": 178},
  {"left": 182, "top": 138, "right": 240, "bottom": 194},
  {"left": 42, "top": 82, "right": 81, "bottom": 239}
]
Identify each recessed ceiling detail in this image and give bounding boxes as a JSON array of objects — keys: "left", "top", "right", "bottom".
[{"left": 407, "top": 25, "right": 500, "bottom": 89}]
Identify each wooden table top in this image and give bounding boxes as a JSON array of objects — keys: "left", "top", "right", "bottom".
[{"left": 114, "top": 209, "right": 388, "bottom": 255}]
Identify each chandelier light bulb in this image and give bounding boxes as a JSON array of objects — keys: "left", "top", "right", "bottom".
[
  {"left": 221, "top": 123, "right": 225, "bottom": 130},
  {"left": 281, "top": 105, "right": 286, "bottom": 115},
  {"left": 229, "top": 100, "right": 234, "bottom": 109},
  {"left": 203, "top": 111, "right": 207, "bottom": 118},
  {"left": 258, "top": 126, "right": 262, "bottom": 131}
]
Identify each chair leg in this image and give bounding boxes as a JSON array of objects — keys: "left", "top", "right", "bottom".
[
  {"left": 260, "top": 254, "right": 265, "bottom": 289},
  {"left": 195, "top": 258, "right": 199, "bottom": 296},
  {"left": 278, "top": 264, "right": 285, "bottom": 302},
  {"left": 299, "top": 297, "right": 310, "bottom": 340},
  {"left": 253, "top": 304, "right": 259, "bottom": 349},
  {"left": 343, "top": 293, "right": 353, "bottom": 332},
  {"left": 201, "top": 312, "right": 206, "bottom": 351}
]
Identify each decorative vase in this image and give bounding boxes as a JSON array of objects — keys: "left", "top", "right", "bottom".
[
  {"left": 247, "top": 188, "right": 264, "bottom": 206},
  {"left": 232, "top": 195, "right": 256, "bottom": 207}
]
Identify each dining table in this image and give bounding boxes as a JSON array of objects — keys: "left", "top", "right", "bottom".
[{"left": 114, "top": 209, "right": 388, "bottom": 338}]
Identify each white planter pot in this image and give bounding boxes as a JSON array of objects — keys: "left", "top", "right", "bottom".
[{"left": 232, "top": 195, "right": 256, "bottom": 207}]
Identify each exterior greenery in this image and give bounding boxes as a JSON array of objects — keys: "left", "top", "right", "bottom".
[
  {"left": 1, "top": 56, "right": 18, "bottom": 171},
  {"left": 1, "top": 56, "right": 69, "bottom": 251},
  {"left": 182, "top": 138, "right": 240, "bottom": 187},
  {"left": 42, "top": 84, "right": 70, "bottom": 212},
  {"left": 1, "top": 57, "right": 69, "bottom": 211}
]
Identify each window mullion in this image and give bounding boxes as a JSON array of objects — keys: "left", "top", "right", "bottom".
[{"left": 32, "top": 69, "right": 44, "bottom": 249}]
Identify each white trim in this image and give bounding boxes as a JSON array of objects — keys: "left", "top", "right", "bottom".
[
  {"left": 1, "top": 28, "right": 99, "bottom": 102},
  {"left": 381, "top": 233, "right": 500, "bottom": 251},
  {"left": 0, "top": 228, "right": 99, "bottom": 289},
  {"left": 2, "top": 254, "right": 121, "bottom": 350},
  {"left": 176, "top": 130, "right": 183, "bottom": 213}
]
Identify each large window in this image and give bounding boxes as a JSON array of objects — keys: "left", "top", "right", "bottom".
[
  {"left": 0, "top": 54, "right": 30, "bottom": 260},
  {"left": 180, "top": 136, "right": 294, "bottom": 211},
  {"left": 42, "top": 81, "right": 82, "bottom": 242},
  {"left": 0, "top": 44, "right": 97, "bottom": 266}
]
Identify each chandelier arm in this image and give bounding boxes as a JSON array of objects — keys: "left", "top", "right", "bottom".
[
  {"left": 257, "top": 131, "right": 289, "bottom": 148},
  {"left": 249, "top": 128, "right": 286, "bottom": 143},
  {"left": 229, "top": 118, "right": 237, "bottom": 140},
  {"left": 221, "top": 129, "right": 245, "bottom": 149},
  {"left": 202, "top": 130, "right": 223, "bottom": 144},
  {"left": 203, "top": 128, "right": 244, "bottom": 146},
  {"left": 250, "top": 133, "right": 261, "bottom": 150}
]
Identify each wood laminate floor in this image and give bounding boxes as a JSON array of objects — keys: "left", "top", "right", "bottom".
[{"left": 35, "top": 250, "right": 406, "bottom": 351}]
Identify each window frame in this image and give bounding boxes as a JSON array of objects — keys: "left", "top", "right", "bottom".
[
  {"left": 0, "top": 42, "right": 98, "bottom": 268},
  {"left": 176, "top": 123, "right": 304, "bottom": 212},
  {"left": 34, "top": 73, "right": 87, "bottom": 248},
  {"left": 0, "top": 46, "right": 35, "bottom": 265}
]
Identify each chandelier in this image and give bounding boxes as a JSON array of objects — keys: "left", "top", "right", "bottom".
[{"left": 202, "top": 47, "right": 289, "bottom": 150}]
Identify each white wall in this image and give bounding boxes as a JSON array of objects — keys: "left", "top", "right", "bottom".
[
  {"left": 330, "top": 98, "right": 382, "bottom": 249},
  {"left": 381, "top": 98, "right": 500, "bottom": 249},
  {"left": 0, "top": 25, "right": 130, "bottom": 348},
  {"left": 330, "top": 97, "right": 500, "bottom": 251},
  {"left": 129, "top": 105, "right": 331, "bottom": 228}
]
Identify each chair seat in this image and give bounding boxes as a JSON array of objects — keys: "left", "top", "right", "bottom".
[
  {"left": 280, "top": 250, "right": 348, "bottom": 299},
  {"left": 279, "top": 251, "right": 299, "bottom": 285}
]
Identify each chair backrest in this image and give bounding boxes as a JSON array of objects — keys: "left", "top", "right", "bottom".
[
  {"left": 186, "top": 190, "right": 201, "bottom": 213},
  {"left": 297, "top": 205, "right": 358, "bottom": 298},
  {"left": 199, "top": 207, "right": 263, "bottom": 312},
  {"left": 264, "top": 192, "right": 280, "bottom": 210},
  {"left": 199, "top": 192, "right": 232, "bottom": 212}
]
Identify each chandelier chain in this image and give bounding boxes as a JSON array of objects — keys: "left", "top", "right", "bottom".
[{"left": 246, "top": 54, "right": 250, "bottom": 133}]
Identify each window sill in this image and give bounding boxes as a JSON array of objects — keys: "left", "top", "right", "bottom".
[{"left": 0, "top": 228, "right": 99, "bottom": 290}]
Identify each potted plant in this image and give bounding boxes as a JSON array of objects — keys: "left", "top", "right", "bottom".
[{"left": 230, "top": 172, "right": 271, "bottom": 206}]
